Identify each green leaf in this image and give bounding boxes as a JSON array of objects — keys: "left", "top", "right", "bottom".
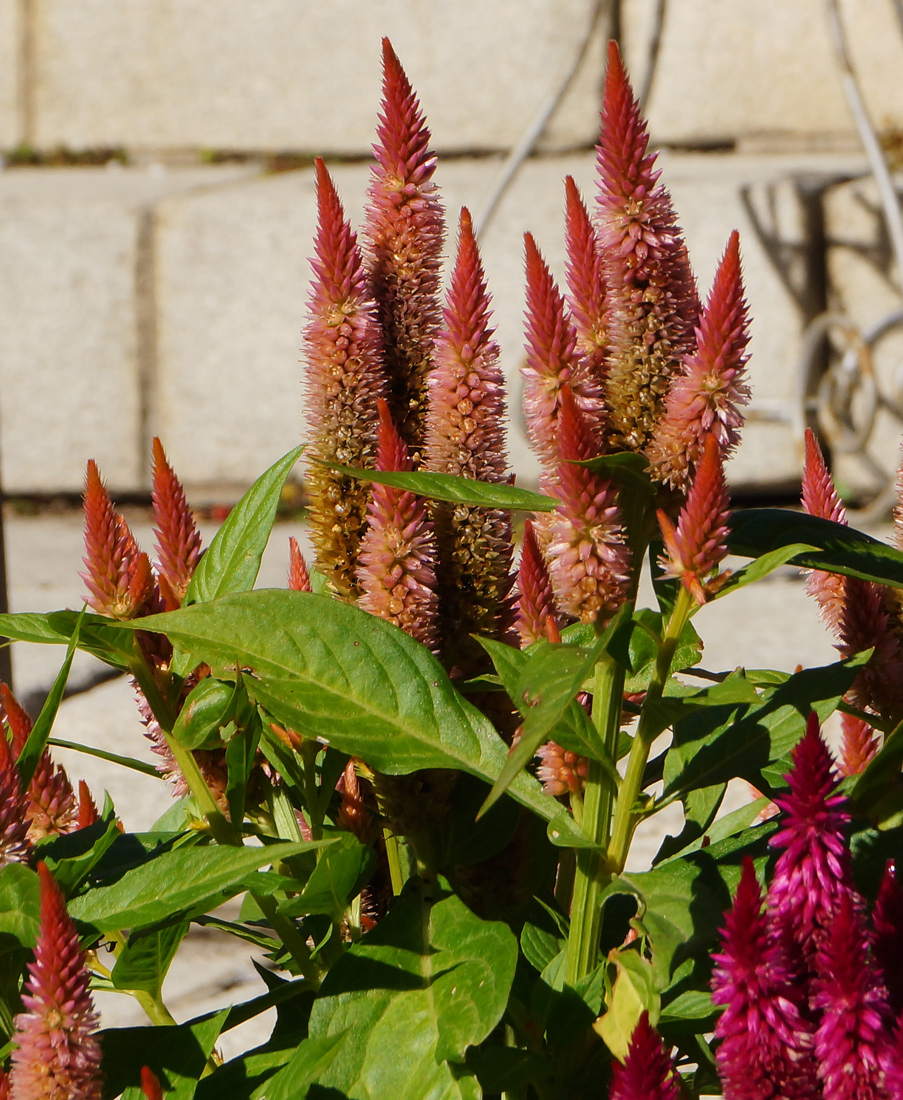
[
  {"left": 623, "top": 609, "right": 702, "bottom": 692},
  {"left": 111, "top": 921, "right": 189, "bottom": 999},
  {"left": 728, "top": 508, "right": 903, "bottom": 587},
  {"left": 595, "top": 949, "right": 659, "bottom": 1060},
  {"left": 36, "top": 811, "right": 123, "bottom": 895},
  {"left": 261, "top": 1033, "right": 348, "bottom": 1100},
  {"left": 319, "top": 461, "right": 557, "bottom": 512},
  {"left": 306, "top": 880, "right": 515, "bottom": 1097},
  {"left": 279, "top": 834, "right": 376, "bottom": 921},
  {"left": 0, "top": 609, "right": 139, "bottom": 671},
  {"left": 170, "top": 677, "right": 237, "bottom": 751},
  {"left": 712, "top": 543, "right": 820, "bottom": 599},
  {"left": 0, "top": 864, "right": 40, "bottom": 949},
  {"left": 120, "top": 590, "right": 584, "bottom": 843},
  {"left": 853, "top": 716, "right": 903, "bottom": 813},
  {"left": 68, "top": 838, "right": 332, "bottom": 932},
  {"left": 184, "top": 445, "right": 305, "bottom": 607},
  {"left": 574, "top": 450, "right": 655, "bottom": 498},
  {"left": 48, "top": 737, "right": 160, "bottom": 778}
]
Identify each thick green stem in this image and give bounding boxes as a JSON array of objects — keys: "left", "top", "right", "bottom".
[{"left": 608, "top": 586, "right": 695, "bottom": 872}]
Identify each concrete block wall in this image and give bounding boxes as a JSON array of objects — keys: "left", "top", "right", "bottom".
[{"left": 0, "top": 1, "right": 900, "bottom": 496}]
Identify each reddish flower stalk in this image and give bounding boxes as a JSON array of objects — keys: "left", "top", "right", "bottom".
[
  {"left": 563, "top": 175, "right": 609, "bottom": 378},
  {"left": 80, "top": 460, "right": 156, "bottom": 620},
  {"left": 657, "top": 433, "right": 731, "bottom": 604},
  {"left": 521, "top": 233, "right": 606, "bottom": 471},
  {"left": 140, "top": 1068, "right": 163, "bottom": 1100},
  {"left": 0, "top": 722, "right": 31, "bottom": 867},
  {"left": 363, "top": 37, "right": 444, "bottom": 459},
  {"left": 10, "top": 863, "right": 102, "bottom": 1100},
  {"left": 425, "top": 208, "right": 515, "bottom": 660},
  {"left": 812, "top": 891, "right": 894, "bottom": 1099},
  {"left": 151, "top": 437, "right": 203, "bottom": 610},
  {"left": 535, "top": 741, "right": 588, "bottom": 797},
  {"left": 711, "top": 858, "right": 820, "bottom": 1099},
  {"left": 514, "top": 520, "right": 563, "bottom": 646},
  {"left": 2, "top": 684, "right": 77, "bottom": 841},
  {"left": 609, "top": 1013, "right": 680, "bottom": 1100},
  {"left": 836, "top": 709, "right": 879, "bottom": 778},
  {"left": 596, "top": 41, "right": 700, "bottom": 453},
  {"left": 647, "top": 231, "right": 751, "bottom": 490},
  {"left": 287, "top": 536, "right": 313, "bottom": 593},
  {"left": 545, "top": 385, "right": 630, "bottom": 624},
  {"left": 873, "top": 861, "right": 903, "bottom": 1017},
  {"left": 304, "top": 158, "right": 386, "bottom": 599},
  {"left": 356, "top": 400, "right": 439, "bottom": 649},
  {"left": 75, "top": 782, "right": 99, "bottom": 831}
]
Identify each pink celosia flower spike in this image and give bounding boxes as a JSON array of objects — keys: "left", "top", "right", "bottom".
[
  {"left": 801, "top": 428, "right": 847, "bottom": 632},
  {"left": 0, "top": 721, "right": 31, "bottom": 867},
  {"left": 534, "top": 741, "right": 588, "bottom": 798},
  {"left": 812, "top": 890, "right": 895, "bottom": 1100},
  {"left": 151, "top": 437, "right": 203, "bottom": 610},
  {"left": 563, "top": 175, "right": 609, "bottom": 378},
  {"left": 657, "top": 433, "right": 731, "bottom": 604},
  {"left": 873, "top": 861, "right": 903, "bottom": 1017},
  {"left": 81, "top": 460, "right": 156, "bottom": 620},
  {"left": 10, "top": 863, "right": 102, "bottom": 1100},
  {"left": 522, "top": 233, "right": 606, "bottom": 471},
  {"left": 836, "top": 709, "right": 879, "bottom": 778},
  {"left": 356, "top": 400, "right": 439, "bottom": 649},
  {"left": 514, "top": 520, "right": 563, "bottom": 646},
  {"left": 648, "top": 230, "right": 751, "bottom": 490},
  {"left": 304, "top": 157, "right": 386, "bottom": 599},
  {"left": 609, "top": 1013, "right": 680, "bottom": 1100},
  {"left": 363, "top": 38, "right": 444, "bottom": 458},
  {"left": 2, "top": 684, "right": 77, "bottom": 841},
  {"left": 287, "top": 536, "right": 313, "bottom": 593},
  {"left": 425, "top": 207, "right": 515, "bottom": 661},
  {"left": 545, "top": 385, "right": 630, "bottom": 624},
  {"left": 768, "top": 712, "right": 856, "bottom": 961},
  {"left": 711, "top": 858, "right": 819, "bottom": 1099},
  {"left": 596, "top": 41, "right": 700, "bottom": 453}
]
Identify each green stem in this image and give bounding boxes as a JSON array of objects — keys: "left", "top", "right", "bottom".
[
  {"left": 253, "top": 892, "right": 321, "bottom": 983},
  {"left": 607, "top": 586, "right": 695, "bottom": 873},
  {"left": 384, "top": 828, "right": 405, "bottom": 896}
]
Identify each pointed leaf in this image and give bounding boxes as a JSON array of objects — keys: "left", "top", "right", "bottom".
[{"left": 111, "top": 921, "right": 189, "bottom": 999}]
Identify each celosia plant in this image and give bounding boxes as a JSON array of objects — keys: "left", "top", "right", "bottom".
[{"left": 1, "top": 35, "right": 903, "bottom": 1100}]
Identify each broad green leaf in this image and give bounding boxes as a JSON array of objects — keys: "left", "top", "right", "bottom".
[
  {"left": 652, "top": 783, "right": 726, "bottom": 864},
  {"left": 36, "top": 812, "right": 123, "bottom": 895},
  {"left": 712, "top": 543, "right": 820, "bottom": 599},
  {"left": 656, "top": 796, "right": 773, "bottom": 863},
  {"left": 170, "top": 677, "right": 237, "bottom": 751},
  {"left": 103, "top": 1008, "right": 228, "bottom": 1100},
  {"left": 263, "top": 1033, "right": 348, "bottom": 1100},
  {"left": 623, "top": 609, "right": 702, "bottom": 692},
  {"left": 0, "top": 609, "right": 138, "bottom": 670},
  {"left": 520, "top": 900, "right": 568, "bottom": 972},
  {"left": 184, "top": 444, "right": 305, "bottom": 606},
  {"left": 853, "top": 716, "right": 903, "bottom": 812},
  {"left": 728, "top": 508, "right": 903, "bottom": 587},
  {"left": 319, "top": 460, "right": 557, "bottom": 512},
  {"left": 0, "top": 864, "right": 40, "bottom": 949},
  {"left": 307, "top": 881, "right": 515, "bottom": 1098},
  {"left": 595, "top": 950, "right": 659, "bottom": 1060},
  {"left": 279, "top": 834, "right": 376, "bottom": 921},
  {"left": 111, "top": 921, "right": 189, "bottom": 999},
  {"left": 69, "top": 838, "right": 332, "bottom": 932},
  {"left": 119, "top": 590, "right": 585, "bottom": 844}
]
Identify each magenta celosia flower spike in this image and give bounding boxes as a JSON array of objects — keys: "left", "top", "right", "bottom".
[
  {"left": 563, "top": 175, "right": 609, "bottom": 378},
  {"left": 2, "top": 684, "right": 77, "bottom": 841},
  {"left": 837, "top": 709, "right": 879, "bottom": 778},
  {"left": 768, "top": 712, "right": 856, "bottom": 958},
  {"left": 711, "top": 858, "right": 820, "bottom": 1099},
  {"left": 514, "top": 520, "right": 563, "bottom": 646},
  {"left": 0, "top": 722, "right": 30, "bottom": 867},
  {"left": 81, "top": 460, "right": 156, "bottom": 620},
  {"left": 812, "top": 891, "right": 895, "bottom": 1100},
  {"left": 363, "top": 38, "right": 444, "bottom": 458},
  {"left": 648, "top": 230, "right": 751, "bottom": 489},
  {"left": 287, "top": 536, "right": 313, "bottom": 593},
  {"left": 545, "top": 385, "right": 630, "bottom": 623},
  {"left": 10, "top": 863, "right": 102, "bottom": 1100},
  {"left": 356, "top": 400, "right": 439, "bottom": 649},
  {"left": 596, "top": 41, "right": 699, "bottom": 453},
  {"left": 151, "top": 437, "right": 203, "bottom": 610},
  {"left": 609, "top": 1013, "right": 680, "bottom": 1100},
  {"left": 304, "top": 157, "right": 386, "bottom": 599},
  {"left": 522, "top": 233, "right": 606, "bottom": 470},
  {"left": 873, "top": 861, "right": 903, "bottom": 1017},
  {"left": 657, "top": 433, "right": 731, "bottom": 604}
]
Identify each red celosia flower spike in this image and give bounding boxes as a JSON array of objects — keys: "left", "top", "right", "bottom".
[
  {"left": 287, "top": 536, "right": 313, "bottom": 593},
  {"left": 304, "top": 157, "right": 386, "bottom": 598},
  {"left": 140, "top": 1067, "right": 163, "bottom": 1100},
  {"left": 648, "top": 230, "right": 751, "bottom": 489},
  {"left": 363, "top": 38, "right": 444, "bottom": 457},
  {"left": 657, "top": 433, "right": 731, "bottom": 604},
  {"left": 711, "top": 858, "right": 820, "bottom": 1099},
  {"left": 801, "top": 428, "right": 847, "bottom": 632},
  {"left": 596, "top": 41, "right": 700, "bottom": 453},
  {"left": 151, "top": 437, "right": 203, "bottom": 610},
  {"left": 10, "top": 863, "right": 102, "bottom": 1100},
  {"left": 75, "top": 781, "right": 99, "bottom": 831},
  {"left": 609, "top": 1013, "right": 680, "bottom": 1100},
  {"left": 514, "top": 520, "right": 563, "bottom": 646},
  {"left": 2, "top": 684, "right": 78, "bottom": 841},
  {"left": 873, "top": 861, "right": 903, "bottom": 1017},
  {"left": 81, "top": 460, "right": 156, "bottom": 620},
  {"left": 0, "top": 722, "right": 30, "bottom": 868},
  {"left": 521, "top": 233, "right": 606, "bottom": 470},
  {"left": 563, "top": 175, "right": 609, "bottom": 378},
  {"left": 356, "top": 400, "right": 439, "bottom": 649},
  {"left": 545, "top": 385, "right": 630, "bottom": 624}
]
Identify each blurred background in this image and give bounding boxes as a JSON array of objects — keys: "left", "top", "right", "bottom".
[{"left": 0, "top": 0, "right": 901, "bottom": 509}]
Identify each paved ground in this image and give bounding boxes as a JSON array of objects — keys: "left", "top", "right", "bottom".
[{"left": 0, "top": 508, "right": 863, "bottom": 1060}]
